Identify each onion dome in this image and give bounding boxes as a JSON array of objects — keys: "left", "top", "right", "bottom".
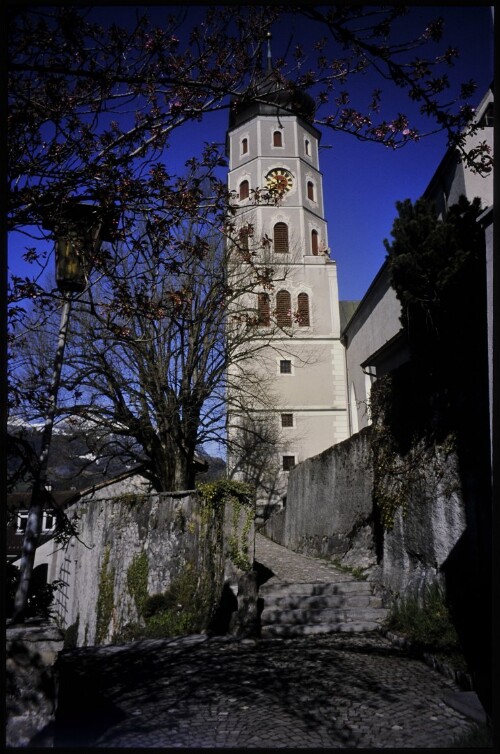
[{"left": 228, "top": 34, "right": 316, "bottom": 130}]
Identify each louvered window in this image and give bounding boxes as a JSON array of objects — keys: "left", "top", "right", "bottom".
[
  {"left": 297, "top": 293, "right": 310, "bottom": 326},
  {"left": 276, "top": 290, "right": 292, "bottom": 327},
  {"left": 273, "top": 130, "right": 283, "bottom": 147},
  {"left": 307, "top": 181, "right": 315, "bottom": 201},
  {"left": 311, "top": 230, "right": 319, "bottom": 256},
  {"left": 239, "top": 227, "right": 249, "bottom": 252},
  {"left": 281, "top": 413, "right": 293, "bottom": 427},
  {"left": 273, "top": 222, "right": 289, "bottom": 253},
  {"left": 241, "top": 138, "right": 248, "bottom": 154},
  {"left": 239, "top": 180, "right": 249, "bottom": 200},
  {"left": 257, "top": 293, "right": 270, "bottom": 326}
]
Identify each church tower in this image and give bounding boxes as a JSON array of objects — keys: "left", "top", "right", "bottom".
[{"left": 226, "top": 45, "right": 348, "bottom": 516}]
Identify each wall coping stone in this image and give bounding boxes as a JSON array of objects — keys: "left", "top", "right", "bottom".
[{"left": 7, "top": 623, "right": 65, "bottom": 645}]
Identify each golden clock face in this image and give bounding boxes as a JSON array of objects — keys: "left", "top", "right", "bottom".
[{"left": 266, "top": 168, "right": 293, "bottom": 193}]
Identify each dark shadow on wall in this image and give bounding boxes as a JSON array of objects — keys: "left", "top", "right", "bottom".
[
  {"left": 369, "top": 280, "right": 493, "bottom": 719},
  {"left": 441, "top": 376, "right": 492, "bottom": 720}
]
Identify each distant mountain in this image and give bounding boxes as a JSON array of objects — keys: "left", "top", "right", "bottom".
[{"left": 7, "top": 422, "right": 226, "bottom": 492}]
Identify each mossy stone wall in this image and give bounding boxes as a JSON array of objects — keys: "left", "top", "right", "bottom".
[{"left": 33, "top": 490, "right": 254, "bottom": 646}]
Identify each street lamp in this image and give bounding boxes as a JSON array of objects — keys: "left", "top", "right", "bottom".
[{"left": 11, "top": 202, "right": 116, "bottom": 623}]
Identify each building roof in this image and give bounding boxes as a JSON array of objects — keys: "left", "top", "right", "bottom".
[{"left": 339, "top": 300, "right": 360, "bottom": 332}]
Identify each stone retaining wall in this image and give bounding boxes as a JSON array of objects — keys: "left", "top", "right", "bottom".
[
  {"left": 260, "top": 428, "right": 466, "bottom": 599},
  {"left": 6, "top": 623, "right": 64, "bottom": 747},
  {"left": 33, "top": 491, "right": 254, "bottom": 646}
]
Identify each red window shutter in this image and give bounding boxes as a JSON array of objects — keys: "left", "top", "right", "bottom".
[
  {"left": 274, "top": 222, "right": 289, "bottom": 253},
  {"left": 239, "top": 180, "right": 249, "bottom": 200},
  {"left": 297, "top": 293, "right": 310, "bottom": 326},
  {"left": 276, "top": 290, "right": 292, "bottom": 327},
  {"left": 257, "top": 293, "right": 270, "bottom": 326},
  {"left": 273, "top": 131, "right": 283, "bottom": 147},
  {"left": 311, "top": 230, "right": 318, "bottom": 256}
]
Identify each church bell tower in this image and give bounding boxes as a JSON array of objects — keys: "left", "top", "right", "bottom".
[{"left": 226, "top": 43, "right": 348, "bottom": 515}]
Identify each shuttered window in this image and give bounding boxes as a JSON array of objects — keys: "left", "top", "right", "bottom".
[
  {"left": 297, "top": 293, "right": 310, "bottom": 326},
  {"left": 273, "top": 130, "right": 283, "bottom": 147},
  {"left": 276, "top": 290, "right": 292, "bottom": 327},
  {"left": 311, "top": 230, "right": 319, "bottom": 256},
  {"left": 257, "top": 293, "right": 270, "bottom": 326},
  {"left": 307, "top": 181, "right": 315, "bottom": 201},
  {"left": 273, "top": 222, "right": 289, "bottom": 253},
  {"left": 239, "top": 180, "right": 249, "bottom": 200}
]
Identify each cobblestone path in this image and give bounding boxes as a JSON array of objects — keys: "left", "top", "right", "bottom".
[
  {"left": 255, "top": 532, "right": 358, "bottom": 583},
  {"left": 54, "top": 535, "right": 476, "bottom": 748}
]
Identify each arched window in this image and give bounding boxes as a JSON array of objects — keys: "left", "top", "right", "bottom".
[
  {"left": 307, "top": 181, "right": 315, "bottom": 201},
  {"left": 273, "top": 222, "right": 289, "bottom": 253},
  {"left": 297, "top": 293, "right": 310, "bottom": 326},
  {"left": 241, "top": 137, "right": 248, "bottom": 154},
  {"left": 239, "top": 180, "right": 249, "bottom": 200},
  {"left": 276, "top": 290, "right": 292, "bottom": 327},
  {"left": 305, "top": 139, "right": 311, "bottom": 156},
  {"left": 257, "top": 293, "right": 270, "bottom": 326},
  {"left": 311, "top": 229, "right": 319, "bottom": 256},
  {"left": 273, "top": 130, "right": 283, "bottom": 147}
]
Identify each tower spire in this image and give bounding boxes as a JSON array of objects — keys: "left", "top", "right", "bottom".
[{"left": 266, "top": 31, "right": 272, "bottom": 73}]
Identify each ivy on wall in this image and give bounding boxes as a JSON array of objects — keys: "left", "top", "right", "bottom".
[
  {"left": 95, "top": 544, "right": 115, "bottom": 644},
  {"left": 126, "top": 551, "right": 149, "bottom": 618},
  {"left": 197, "top": 479, "right": 255, "bottom": 571}
]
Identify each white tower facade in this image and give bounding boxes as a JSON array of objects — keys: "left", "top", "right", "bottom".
[{"left": 226, "top": 72, "right": 348, "bottom": 514}]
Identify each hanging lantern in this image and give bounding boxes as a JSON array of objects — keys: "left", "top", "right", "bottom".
[
  {"left": 44, "top": 201, "right": 118, "bottom": 293},
  {"left": 56, "top": 230, "right": 87, "bottom": 293}
]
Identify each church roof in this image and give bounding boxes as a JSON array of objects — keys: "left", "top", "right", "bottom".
[
  {"left": 229, "top": 75, "right": 316, "bottom": 130},
  {"left": 228, "top": 35, "right": 316, "bottom": 130}
]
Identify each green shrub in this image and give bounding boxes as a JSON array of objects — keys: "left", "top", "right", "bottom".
[
  {"left": 115, "top": 564, "right": 212, "bottom": 642},
  {"left": 387, "top": 581, "right": 462, "bottom": 653},
  {"left": 141, "top": 610, "right": 196, "bottom": 639},
  {"left": 6, "top": 562, "right": 63, "bottom": 621},
  {"left": 452, "top": 722, "right": 492, "bottom": 748}
]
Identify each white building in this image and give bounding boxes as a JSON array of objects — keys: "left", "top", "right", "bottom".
[
  {"left": 342, "top": 85, "right": 494, "bottom": 435},
  {"left": 226, "top": 66, "right": 348, "bottom": 515}
]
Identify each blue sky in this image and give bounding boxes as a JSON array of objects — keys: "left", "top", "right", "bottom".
[{"left": 9, "top": 5, "right": 494, "bottom": 302}]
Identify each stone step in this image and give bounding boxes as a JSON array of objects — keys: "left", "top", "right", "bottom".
[
  {"left": 261, "top": 606, "right": 388, "bottom": 626},
  {"left": 261, "top": 621, "right": 384, "bottom": 638},
  {"left": 259, "top": 580, "right": 374, "bottom": 598},
  {"left": 262, "top": 593, "right": 384, "bottom": 610}
]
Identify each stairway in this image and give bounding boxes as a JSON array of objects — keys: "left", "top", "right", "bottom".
[{"left": 258, "top": 579, "right": 388, "bottom": 638}]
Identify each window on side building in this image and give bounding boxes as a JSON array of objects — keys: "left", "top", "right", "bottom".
[{"left": 279, "top": 359, "right": 292, "bottom": 374}]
